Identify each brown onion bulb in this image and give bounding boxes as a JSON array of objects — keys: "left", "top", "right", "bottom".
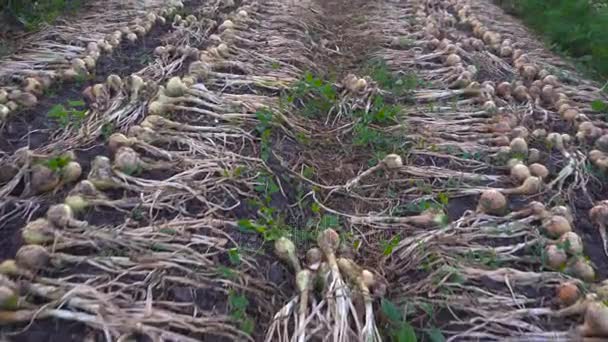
[
  {"left": 477, "top": 189, "right": 507, "bottom": 215},
  {"left": 545, "top": 244, "right": 567, "bottom": 269},
  {"left": 543, "top": 215, "right": 572, "bottom": 238}
]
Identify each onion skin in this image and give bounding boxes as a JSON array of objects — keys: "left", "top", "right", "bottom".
[
  {"left": 579, "top": 301, "right": 608, "bottom": 337},
  {"left": 543, "top": 215, "right": 572, "bottom": 238},
  {"left": 30, "top": 164, "right": 60, "bottom": 194},
  {"left": 510, "top": 164, "right": 530, "bottom": 183},
  {"left": 557, "top": 281, "right": 581, "bottom": 307},
  {"left": 568, "top": 257, "right": 596, "bottom": 282},
  {"left": 477, "top": 189, "right": 507, "bottom": 215},
  {"left": 559, "top": 232, "right": 584, "bottom": 255},
  {"left": 545, "top": 244, "right": 567, "bottom": 269}
]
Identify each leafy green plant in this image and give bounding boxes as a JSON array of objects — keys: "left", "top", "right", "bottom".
[
  {"left": 381, "top": 235, "right": 401, "bottom": 256},
  {"left": 1, "top": 0, "right": 83, "bottom": 31},
  {"left": 365, "top": 59, "right": 420, "bottom": 97},
  {"left": 44, "top": 154, "right": 71, "bottom": 172},
  {"left": 497, "top": 0, "right": 608, "bottom": 80},
  {"left": 255, "top": 108, "right": 275, "bottom": 162},
  {"left": 281, "top": 71, "right": 337, "bottom": 118},
  {"left": 227, "top": 290, "right": 255, "bottom": 335},
  {"left": 47, "top": 99, "right": 87, "bottom": 128}
]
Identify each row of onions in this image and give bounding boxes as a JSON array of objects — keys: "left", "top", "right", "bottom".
[{"left": 0, "top": 0, "right": 186, "bottom": 123}]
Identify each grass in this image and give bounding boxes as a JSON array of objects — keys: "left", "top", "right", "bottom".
[
  {"left": 1, "top": 0, "right": 84, "bottom": 31},
  {"left": 497, "top": 0, "right": 608, "bottom": 82}
]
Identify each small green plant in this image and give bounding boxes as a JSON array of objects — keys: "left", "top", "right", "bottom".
[
  {"left": 255, "top": 108, "right": 276, "bottom": 162},
  {"left": 227, "top": 290, "right": 255, "bottom": 335},
  {"left": 365, "top": 59, "right": 420, "bottom": 98},
  {"left": 101, "top": 122, "right": 115, "bottom": 141},
  {"left": 47, "top": 99, "right": 87, "bottom": 128},
  {"left": 381, "top": 235, "right": 401, "bottom": 256},
  {"left": 228, "top": 247, "right": 242, "bottom": 265},
  {"left": 44, "top": 154, "right": 71, "bottom": 172},
  {"left": 2, "top": 0, "right": 83, "bottom": 31},
  {"left": 381, "top": 298, "right": 417, "bottom": 342},
  {"left": 281, "top": 71, "right": 337, "bottom": 118}
]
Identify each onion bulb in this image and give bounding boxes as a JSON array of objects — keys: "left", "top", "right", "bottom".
[
  {"left": 306, "top": 247, "right": 322, "bottom": 271},
  {"left": 446, "top": 54, "right": 461, "bottom": 66},
  {"left": 274, "top": 237, "right": 300, "bottom": 272},
  {"left": 596, "top": 135, "right": 608, "bottom": 153},
  {"left": 528, "top": 148, "right": 541, "bottom": 164},
  {"left": 567, "top": 257, "right": 595, "bottom": 282},
  {"left": 22, "top": 218, "right": 55, "bottom": 245},
  {"left": 543, "top": 215, "right": 572, "bottom": 238},
  {"left": 510, "top": 163, "right": 530, "bottom": 183},
  {"left": 24, "top": 77, "right": 43, "bottom": 96},
  {"left": 528, "top": 163, "right": 549, "bottom": 179},
  {"left": 477, "top": 189, "right": 507, "bottom": 215},
  {"left": 61, "top": 161, "right": 82, "bottom": 183},
  {"left": 30, "top": 164, "right": 60, "bottom": 194},
  {"left": 219, "top": 20, "right": 234, "bottom": 32},
  {"left": 113, "top": 147, "right": 142, "bottom": 174},
  {"left": 88, "top": 156, "right": 118, "bottom": 190},
  {"left": 579, "top": 301, "right": 608, "bottom": 337},
  {"left": 0, "top": 89, "right": 7, "bottom": 103},
  {"left": 15, "top": 245, "right": 50, "bottom": 271},
  {"left": 0, "top": 104, "right": 9, "bottom": 121},
  {"left": 545, "top": 244, "right": 567, "bottom": 269},
  {"left": 382, "top": 154, "right": 402, "bottom": 170},
  {"left": 557, "top": 281, "right": 580, "bottom": 307},
  {"left": 0, "top": 286, "right": 19, "bottom": 310},
  {"left": 510, "top": 137, "right": 528, "bottom": 157},
  {"left": 562, "top": 108, "right": 579, "bottom": 122},
  {"left": 166, "top": 77, "right": 188, "bottom": 97},
  {"left": 318, "top": 229, "right": 340, "bottom": 256},
  {"left": 559, "top": 231, "right": 584, "bottom": 255},
  {"left": 46, "top": 204, "right": 85, "bottom": 228}
]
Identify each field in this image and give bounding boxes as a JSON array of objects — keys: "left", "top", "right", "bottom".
[{"left": 1, "top": 0, "right": 608, "bottom": 341}]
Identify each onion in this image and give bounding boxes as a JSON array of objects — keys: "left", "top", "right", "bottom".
[
  {"left": 382, "top": 154, "right": 402, "bottom": 169},
  {"left": 114, "top": 147, "right": 142, "bottom": 174},
  {"left": 22, "top": 218, "right": 55, "bottom": 245},
  {"left": 579, "top": 301, "right": 608, "bottom": 337},
  {"left": 596, "top": 135, "right": 608, "bottom": 153},
  {"left": 30, "top": 164, "right": 60, "bottom": 194},
  {"left": 551, "top": 206, "right": 573, "bottom": 224},
  {"left": 510, "top": 164, "right": 530, "bottom": 183},
  {"left": 546, "top": 132, "right": 564, "bottom": 151},
  {"left": 318, "top": 229, "right": 340, "bottom": 256},
  {"left": 567, "top": 257, "right": 595, "bottom": 282},
  {"left": 477, "top": 189, "right": 507, "bottom": 215},
  {"left": 65, "top": 195, "right": 89, "bottom": 213},
  {"left": 107, "top": 74, "right": 123, "bottom": 94},
  {"left": 88, "top": 156, "right": 118, "bottom": 190},
  {"left": 275, "top": 237, "right": 300, "bottom": 272},
  {"left": 531, "top": 129, "right": 547, "bottom": 140},
  {"left": 496, "top": 82, "right": 511, "bottom": 97},
  {"left": 499, "top": 45, "right": 512, "bottom": 57},
  {"left": 521, "top": 65, "right": 538, "bottom": 80},
  {"left": 361, "top": 269, "right": 375, "bottom": 288},
  {"left": 166, "top": 77, "right": 188, "bottom": 97},
  {"left": 589, "top": 150, "right": 606, "bottom": 163},
  {"left": 24, "top": 77, "right": 43, "bottom": 96},
  {"left": 0, "top": 104, "right": 9, "bottom": 121},
  {"left": 528, "top": 148, "right": 542, "bottom": 163},
  {"left": 46, "top": 204, "right": 85, "bottom": 228},
  {"left": 543, "top": 215, "right": 572, "bottom": 238},
  {"left": 482, "top": 100, "right": 497, "bottom": 112},
  {"left": 545, "top": 244, "right": 567, "bottom": 269},
  {"left": 559, "top": 231, "right": 584, "bottom": 255},
  {"left": 61, "top": 161, "right": 82, "bottom": 183},
  {"left": 557, "top": 281, "right": 580, "bottom": 307},
  {"left": 513, "top": 85, "right": 528, "bottom": 101},
  {"left": 510, "top": 137, "right": 528, "bottom": 156},
  {"left": 504, "top": 176, "right": 542, "bottom": 195},
  {"left": 0, "top": 286, "right": 18, "bottom": 310},
  {"left": 507, "top": 158, "right": 523, "bottom": 168},
  {"left": 108, "top": 133, "right": 134, "bottom": 154},
  {"left": 446, "top": 54, "right": 462, "bottom": 66},
  {"left": 528, "top": 163, "right": 549, "bottom": 179},
  {"left": 541, "top": 85, "right": 555, "bottom": 103},
  {"left": 511, "top": 126, "right": 529, "bottom": 139},
  {"left": 219, "top": 20, "right": 235, "bottom": 32},
  {"left": 15, "top": 245, "right": 50, "bottom": 271},
  {"left": 10, "top": 91, "right": 37, "bottom": 107},
  {"left": 0, "top": 89, "right": 8, "bottom": 103},
  {"left": 306, "top": 247, "right": 322, "bottom": 270},
  {"left": 562, "top": 108, "right": 579, "bottom": 121}
]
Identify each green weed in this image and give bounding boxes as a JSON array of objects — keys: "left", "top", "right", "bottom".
[
  {"left": 1, "top": 0, "right": 83, "bottom": 31},
  {"left": 227, "top": 290, "right": 255, "bottom": 335},
  {"left": 47, "top": 99, "right": 87, "bottom": 128},
  {"left": 281, "top": 71, "right": 337, "bottom": 118}
]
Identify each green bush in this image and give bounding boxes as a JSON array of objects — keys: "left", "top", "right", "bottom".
[
  {"left": 1, "top": 0, "right": 83, "bottom": 31},
  {"left": 498, "top": 0, "right": 608, "bottom": 80}
]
